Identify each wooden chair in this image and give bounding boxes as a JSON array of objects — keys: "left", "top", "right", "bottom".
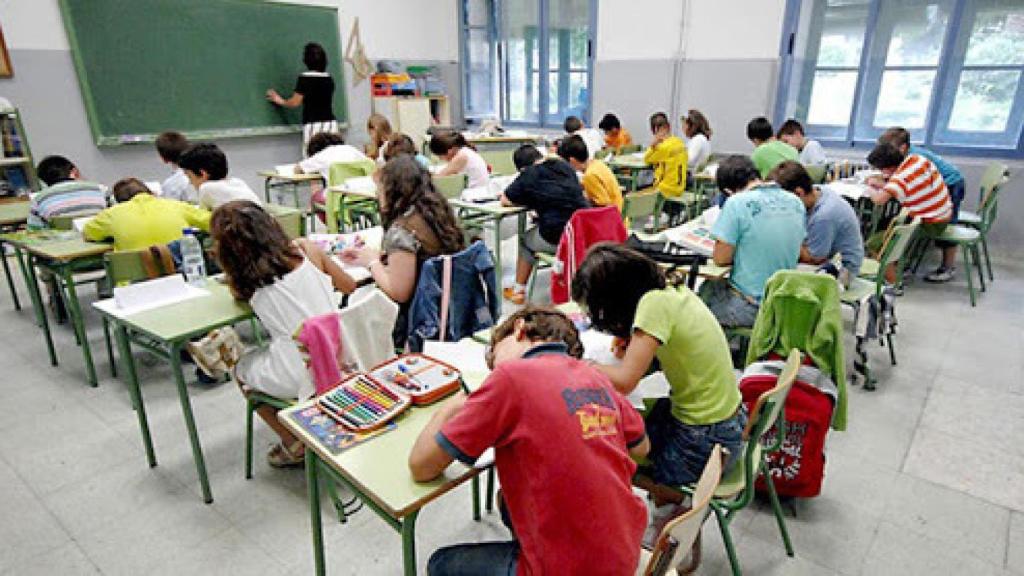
[
  {"left": 680, "top": 348, "right": 802, "bottom": 576},
  {"left": 637, "top": 444, "right": 724, "bottom": 576}
]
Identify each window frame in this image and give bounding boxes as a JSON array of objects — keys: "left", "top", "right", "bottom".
[
  {"left": 776, "top": 0, "right": 1024, "bottom": 158},
  {"left": 458, "top": 0, "right": 597, "bottom": 129}
]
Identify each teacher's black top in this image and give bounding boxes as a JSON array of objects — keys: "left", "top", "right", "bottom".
[{"left": 294, "top": 71, "right": 336, "bottom": 124}]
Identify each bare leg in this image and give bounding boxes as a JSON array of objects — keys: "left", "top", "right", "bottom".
[
  {"left": 515, "top": 257, "right": 533, "bottom": 286},
  {"left": 255, "top": 404, "right": 301, "bottom": 450},
  {"left": 942, "top": 246, "right": 957, "bottom": 269}
]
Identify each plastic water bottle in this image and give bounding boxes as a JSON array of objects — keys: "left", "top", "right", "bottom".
[{"left": 180, "top": 228, "right": 207, "bottom": 287}]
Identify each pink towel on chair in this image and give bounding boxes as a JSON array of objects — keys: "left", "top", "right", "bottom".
[{"left": 294, "top": 313, "right": 343, "bottom": 396}]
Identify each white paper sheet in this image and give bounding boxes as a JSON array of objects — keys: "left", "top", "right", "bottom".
[
  {"left": 275, "top": 164, "right": 296, "bottom": 176},
  {"left": 94, "top": 276, "right": 210, "bottom": 319}
]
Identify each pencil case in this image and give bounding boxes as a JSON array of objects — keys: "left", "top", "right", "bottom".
[
  {"left": 368, "top": 353, "right": 463, "bottom": 405},
  {"left": 316, "top": 373, "right": 411, "bottom": 432}
]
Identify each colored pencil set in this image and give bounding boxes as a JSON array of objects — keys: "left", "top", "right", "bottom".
[{"left": 316, "top": 375, "right": 410, "bottom": 431}]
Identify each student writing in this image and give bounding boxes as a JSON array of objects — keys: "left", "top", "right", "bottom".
[
  {"left": 82, "top": 178, "right": 211, "bottom": 252},
  {"left": 178, "top": 143, "right": 262, "bottom": 211}
]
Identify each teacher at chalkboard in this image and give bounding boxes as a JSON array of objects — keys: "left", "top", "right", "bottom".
[{"left": 266, "top": 42, "right": 338, "bottom": 155}]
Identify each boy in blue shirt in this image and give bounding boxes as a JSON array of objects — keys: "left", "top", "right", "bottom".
[
  {"left": 698, "top": 155, "right": 805, "bottom": 328},
  {"left": 772, "top": 161, "right": 864, "bottom": 285},
  {"left": 878, "top": 127, "right": 963, "bottom": 283}
]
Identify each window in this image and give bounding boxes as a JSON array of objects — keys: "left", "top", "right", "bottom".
[
  {"left": 780, "top": 0, "right": 1024, "bottom": 155},
  {"left": 460, "top": 0, "right": 595, "bottom": 128}
]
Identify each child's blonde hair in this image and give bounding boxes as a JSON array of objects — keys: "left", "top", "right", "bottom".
[{"left": 366, "top": 114, "right": 393, "bottom": 158}]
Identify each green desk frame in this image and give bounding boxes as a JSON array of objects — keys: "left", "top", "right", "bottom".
[
  {"left": 447, "top": 200, "right": 527, "bottom": 289},
  {"left": 0, "top": 200, "right": 30, "bottom": 310},
  {"left": 94, "top": 280, "right": 254, "bottom": 503}
]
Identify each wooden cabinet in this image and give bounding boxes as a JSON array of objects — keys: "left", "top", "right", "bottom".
[{"left": 372, "top": 96, "right": 451, "bottom": 151}]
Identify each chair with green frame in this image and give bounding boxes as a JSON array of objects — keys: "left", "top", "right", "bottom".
[
  {"left": 432, "top": 173, "right": 468, "bottom": 200},
  {"left": 318, "top": 159, "right": 379, "bottom": 233},
  {"left": 679, "top": 348, "right": 802, "bottom": 576},
  {"left": 802, "top": 163, "right": 827, "bottom": 185},
  {"left": 621, "top": 188, "right": 663, "bottom": 232},
  {"left": 264, "top": 203, "right": 304, "bottom": 239},
  {"left": 956, "top": 162, "right": 1009, "bottom": 282},
  {"left": 479, "top": 149, "right": 517, "bottom": 176},
  {"left": 841, "top": 217, "right": 920, "bottom": 388}
]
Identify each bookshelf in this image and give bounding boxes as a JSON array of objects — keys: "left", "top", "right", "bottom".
[{"left": 0, "top": 108, "right": 38, "bottom": 195}]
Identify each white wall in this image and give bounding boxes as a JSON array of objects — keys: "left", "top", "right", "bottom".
[
  {"left": 596, "top": 0, "right": 684, "bottom": 61},
  {"left": 684, "top": 0, "right": 786, "bottom": 60}
]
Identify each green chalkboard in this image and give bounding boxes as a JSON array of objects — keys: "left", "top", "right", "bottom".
[{"left": 59, "top": 0, "right": 348, "bottom": 146}]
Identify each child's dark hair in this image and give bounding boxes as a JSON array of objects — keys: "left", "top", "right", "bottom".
[
  {"left": 303, "top": 42, "right": 328, "bottom": 72},
  {"left": 571, "top": 243, "right": 666, "bottom": 339},
  {"left": 211, "top": 200, "right": 302, "bottom": 302},
  {"left": 684, "top": 109, "right": 712, "bottom": 139},
  {"left": 649, "top": 112, "right": 670, "bottom": 133},
  {"left": 382, "top": 133, "right": 419, "bottom": 162},
  {"left": 776, "top": 119, "right": 805, "bottom": 139},
  {"left": 556, "top": 135, "right": 589, "bottom": 164},
  {"left": 379, "top": 155, "right": 465, "bottom": 253},
  {"left": 746, "top": 116, "right": 774, "bottom": 142},
  {"left": 867, "top": 143, "right": 906, "bottom": 170},
  {"left": 563, "top": 116, "right": 583, "bottom": 133},
  {"left": 155, "top": 131, "right": 189, "bottom": 164},
  {"left": 36, "top": 155, "right": 77, "bottom": 186},
  {"left": 489, "top": 305, "right": 584, "bottom": 360},
  {"left": 877, "top": 126, "right": 911, "bottom": 148},
  {"left": 715, "top": 155, "right": 760, "bottom": 194},
  {"left": 770, "top": 161, "right": 813, "bottom": 195},
  {"left": 512, "top": 144, "right": 543, "bottom": 171},
  {"left": 597, "top": 113, "right": 621, "bottom": 132},
  {"left": 428, "top": 130, "right": 471, "bottom": 156},
  {"left": 306, "top": 132, "right": 345, "bottom": 157},
  {"left": 112, "top": 178, "right": 152, "bottom": 203},
  {"left": 178, "top": 143, "right": 228, "bottom": 180}
]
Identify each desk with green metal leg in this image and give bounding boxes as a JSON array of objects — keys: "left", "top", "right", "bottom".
[
  {"left": 93, "top": 279, "right": 253, "bottom": 503},
  {"left": 0, "top": 231, "right": 112, "bottom": 386},
  {"left": 447, "top": 200, "right": 527, "bottom": 290},
  {"left": 279, "top": 377, "right": 488, "bottom": 576},
  {"left": 0, "top": 199, "right": 30, "bottom": 309},
  {"left": 608, "top": 154, "right": 649, "bottom": 193}
]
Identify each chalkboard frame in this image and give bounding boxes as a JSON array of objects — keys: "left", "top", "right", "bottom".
[{"left": 59, "top": 0, "right": 349, "bottom": 146}]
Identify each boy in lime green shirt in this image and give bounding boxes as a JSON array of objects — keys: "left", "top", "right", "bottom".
[
  {"left": 748, "top": 116, "right": 799, "bottom": 178},
  {"left": 83, "top": 178, "right": 210, "bottom": 251},
  {"left": 643, "top": 112, "right": 688, "bottom": 198},
  {"left": 572, "top": 243, "right": 743, "bottom": 545}
]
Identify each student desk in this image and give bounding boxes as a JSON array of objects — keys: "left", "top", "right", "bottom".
[
  {"left": 0, "top": 230, "right": 112, "bottom": 386},
  {"left": 447, "top": 199, "right": 528, "bottom": 289},
  {"left": 0, "top": 199, "right": 30, "bottom": 309},
  {"left": 608, "top": 154, "right": 649, "bottom": 193},
  {"left": 321, "top": 183, "right": 379, "bottom": 234},
  {"left": 427, "top": 133, "right": 543, "bottom": 154},
  {"left": 827, "top": 180, "right": 902, "bottom": 239},
  {"left": 280, "top": 378, "right": 488, "bottom": 576},
  {"left": 93, "top": 279, "right": 253, "bottom": 503},
  {"left": 259, "top": 171, "right": 324, "bottom": 231}
]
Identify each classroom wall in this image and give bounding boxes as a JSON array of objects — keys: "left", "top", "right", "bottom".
[
  {"left": 593, "top": 0, "right": 786, "bottom": 153},
  {"left": 0, "top": 0, "right": 460, "bottom": 192}
]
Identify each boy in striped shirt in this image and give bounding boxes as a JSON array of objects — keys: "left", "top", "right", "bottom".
[{"left": 866, "top": 143, "right": 954, "bottom": 283}]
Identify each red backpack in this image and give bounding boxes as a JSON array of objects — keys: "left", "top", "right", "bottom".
[{"left": 739, "top": 358, "right": 837, "bottom": 498}]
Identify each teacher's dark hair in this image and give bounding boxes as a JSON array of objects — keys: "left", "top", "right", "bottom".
[{"left": 303, "top": 42, "right": 328, "bottom": 72}]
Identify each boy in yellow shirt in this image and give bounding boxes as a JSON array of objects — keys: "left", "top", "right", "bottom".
[
  {"left": 643, "top": 112, "right": 687, "bottom": 199},
  {"left": 83, "top": 178, "right": 211, "bottom": 251},
  {"left": 557, "top": 135, "right": 623, "bottom": 210}
]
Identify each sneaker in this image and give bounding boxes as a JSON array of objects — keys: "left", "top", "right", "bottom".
[
  {"left": 924, "top": 266, "right": 955, "bottom": 283},
  {"left": 502, "top": 287, "right": 526, "bottom": 305}
]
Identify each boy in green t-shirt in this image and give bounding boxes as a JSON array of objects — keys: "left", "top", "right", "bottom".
[
  {"left": 748, "top": 116, "right": 799, "bottom": 178},
  {"left": 572, "top": 243, "right": 744, "bottom": 546}
]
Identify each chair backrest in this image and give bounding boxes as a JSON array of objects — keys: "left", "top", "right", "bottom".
[
  {"left": 264, "top": 203, "right": 303, "bottom": 239},
  {"left": 432, "top": 173, "right": 468, "bottom": 200},
  {"left": 619, "top": 143, "right": 642, "bottom": 155},
  {"left": 978, "top": 162, "right": 1010, "bottom": 206},
  {"left": 478, "top": 149, "right": 517, "bottom": 176},
  {"left": 876, "top": 218, "right": 921, "bottom": 272},
  {"left": 48, "top": 215, "right": 78, "bottom": 230},
  {"left": 803, "top": 164, "right": 827, "bottom": 185},
  {"left": 595, "top": 148, "right": 613, "bottom": 161},
  {"left": 621, "top": 189, "right": 663, "bottom": 225},
  {"left": 744, "top": 348, "right": 801, "bottom": 442},
  {"left": 339, "top": 288, "right": 400, "bottom": 371},
  {"left": 327, "top": 159, "right": 377, "bottom": 188},
  {"left": 643, "top": 444, "right": 724, "bottom": 576},
  {"left": 104, "top": 246, "right": 177, "bottom": 288}
]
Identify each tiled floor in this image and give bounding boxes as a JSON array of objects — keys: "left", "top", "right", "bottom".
[{"left": 1, "top": 247, "right": 1022, "bottom": 576}]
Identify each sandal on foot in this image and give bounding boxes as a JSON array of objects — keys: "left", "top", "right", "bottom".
[{"left": 267, "top": 442, "right": 305, "bottom": 468}]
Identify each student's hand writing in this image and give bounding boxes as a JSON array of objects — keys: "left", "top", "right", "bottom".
[{"left": 339, "top": 245, "right": 379, "bottom": 268}]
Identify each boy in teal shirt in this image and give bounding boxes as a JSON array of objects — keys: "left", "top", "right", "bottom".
[
  {"left": 748, "top": 116, "right": 799, "bottom": 178},
  {"left": 700, "top": 155, "right": 805, "bottom": 327}
]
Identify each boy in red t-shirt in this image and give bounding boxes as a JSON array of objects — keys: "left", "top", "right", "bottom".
[{"left": 409, "top": 307, "right": 650, "bottom": 576}]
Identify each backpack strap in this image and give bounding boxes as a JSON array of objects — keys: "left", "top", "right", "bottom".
[{"left": 438, "top": 255, "right": 452, "bottom": 342}]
